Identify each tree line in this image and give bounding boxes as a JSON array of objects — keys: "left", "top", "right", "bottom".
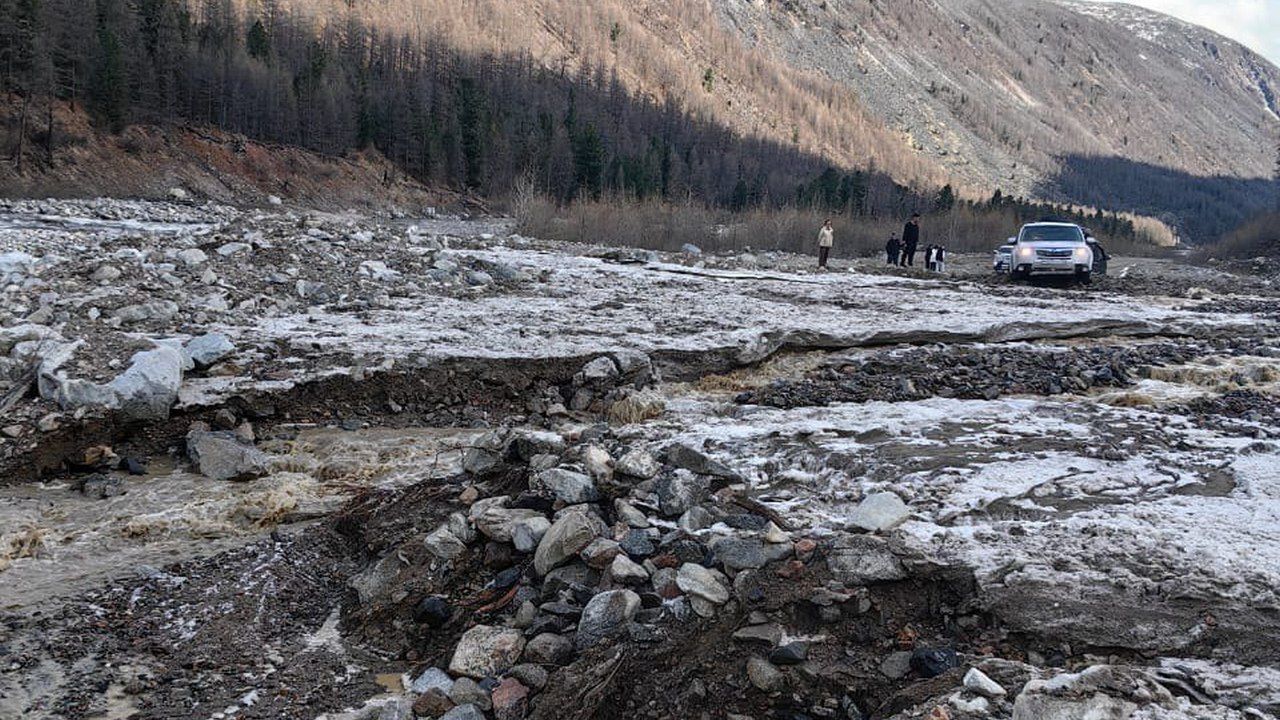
[{"left": 0, "top": 0, "right": 1152, "bottom": 245}]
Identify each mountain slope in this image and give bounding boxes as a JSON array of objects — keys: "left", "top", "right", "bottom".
[{"left": 713, "top": 0, "right": 1280, "bottom": 224}]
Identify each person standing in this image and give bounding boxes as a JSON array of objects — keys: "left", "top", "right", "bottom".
[
  {"left": 901, "top": 213, "right": 920, "bottom": 267},
  {"left": 885, "top": 234, "right": 901, "bottom": 266},
  {"left": 817, "top": 219, "right": 834, "bottom": 269},
  {"left": 936, "top": 244, "right": 947, "bottom": 273}
]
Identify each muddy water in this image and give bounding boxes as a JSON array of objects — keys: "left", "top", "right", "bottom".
[{"left": 0, "top": 426, "right": 482, "bottom": 610}]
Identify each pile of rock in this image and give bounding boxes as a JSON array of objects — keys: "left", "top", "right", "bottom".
[{"left": 348, "top": 356, "right": 896, "bottom": 719}]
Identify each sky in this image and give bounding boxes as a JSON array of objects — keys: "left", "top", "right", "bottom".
[{"left": 1098, "top": 1, "right": 1280, "bottom": 66}]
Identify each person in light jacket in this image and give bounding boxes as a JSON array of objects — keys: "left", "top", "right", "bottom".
[{"left": 817, "top": 219, "right": 834, "bottom": 269}]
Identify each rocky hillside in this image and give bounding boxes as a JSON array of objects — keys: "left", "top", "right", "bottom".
[{"left": 715, "top": 0, "right": 1280, "bottom": 198}]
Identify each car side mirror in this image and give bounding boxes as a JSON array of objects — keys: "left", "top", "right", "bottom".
[{"left": 1007, "top": 237, "right": 1016, "bottom": 243}]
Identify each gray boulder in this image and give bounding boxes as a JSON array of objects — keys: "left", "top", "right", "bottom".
[
  {"left": 187, "top": 428, "right": 271, "bottom": 481},
  {"left": 575, "top": 589, "right": 641, "bottom": 650},
  {"left": 530, "top": 468, "right": 600, "bottom": 504},
  {"left": 448, "top": 625, "right": 526, "bottom": 679},
  {"left": 655, "top": 469, "right": 710, "bottom": 516},
  {"left": 826, "top": 535, "right": 907, "bottom": 585},
  {"left": 848, "top": 492, "right": 910, "bottom": 533},
  {"left": 534, "top": 507, "right": 605, "bottom": 576},
  {"left": 185, "top": 333, "right": 235, "bottom": 369}
]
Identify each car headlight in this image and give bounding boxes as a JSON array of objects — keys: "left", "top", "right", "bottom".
[
  {"left": 1074, "top": 247, "right": 1089, "bottom": 262},
  {"left": 1017, "top": 247, "right": 1034, "bottom": 259}
]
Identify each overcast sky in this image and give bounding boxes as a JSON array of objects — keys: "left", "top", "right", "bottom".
[{"left": 1098, "top": 1, "right": 1280, "bottom": 66}]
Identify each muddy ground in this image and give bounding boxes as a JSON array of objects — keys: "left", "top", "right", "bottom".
[{"left": 2, "top": 202, "right": 1278, "bottom": 720}]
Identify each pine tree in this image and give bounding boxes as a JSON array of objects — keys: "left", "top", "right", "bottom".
[{"left": 572, "top": 122, "right": 606, "bottom": 200}]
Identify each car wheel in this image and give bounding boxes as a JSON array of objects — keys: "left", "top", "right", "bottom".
[
  {"left": 1011, "top": 269, "right": 1028, "bottom": 282},
  {"left": 1076, "top": 270, "right": 1092, "bottom": 286}
]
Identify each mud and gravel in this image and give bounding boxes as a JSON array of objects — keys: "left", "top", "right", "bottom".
[{"left": 3, "top": 201, "right": 1279, "bottom": 720}]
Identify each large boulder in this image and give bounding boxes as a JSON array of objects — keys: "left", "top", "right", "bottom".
[
  {"left": 470, "top": 496, "right": 547, "bottom": 543},
  {"left": 187, "top": 428, "right": 271, "bottom": 481},
  {"left": 530, "top": 468, "right": 600, "bottom": 505},
  {"left": 42, "top": 343, "right": 185, "bottom": 422},
  {"left": 655, "top": 470, "right": 710, "bottom": 517},
  {"left": 848, "top": 492, "right": 910, "bottom": 533},
  {"left": 449, "top": 625, "right": 526, "bottom": 679},
  {"left": 534, "top": 507, "right": 605, "bottom": 576},
  {"left": 575, "top": 589, "right": 641, "bottom": 650},
  {"left": 826, "top": 534, "right": 907, "bottom": 585}
]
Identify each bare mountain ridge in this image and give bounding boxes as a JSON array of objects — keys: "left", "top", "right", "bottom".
[{"left": 714, "top": 0, "right": 1280, "bottom": 207}]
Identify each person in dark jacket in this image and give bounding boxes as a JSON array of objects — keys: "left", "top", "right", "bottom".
[
  {"left": 901, "top": 213, "right": 921, "bottom": 267},
  {"left": 885, "top": 235, "right": 901, "bottom": 265}
]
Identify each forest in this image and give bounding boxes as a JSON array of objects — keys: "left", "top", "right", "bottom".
[{"left": 0, "top": 0, "right": 1155, "bottom": 245}]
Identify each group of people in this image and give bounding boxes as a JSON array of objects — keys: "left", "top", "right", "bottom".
[{"left": 815, "top": 213, "right": 946, "bottom": 272}]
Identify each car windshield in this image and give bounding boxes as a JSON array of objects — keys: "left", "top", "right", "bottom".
[{"left": 1020, "top": 226, "right": 1083, "bottom": 243}]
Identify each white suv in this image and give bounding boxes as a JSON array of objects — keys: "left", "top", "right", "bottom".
[{"left": 1009, "top": 222, "right": 1094, "bottom": 283}]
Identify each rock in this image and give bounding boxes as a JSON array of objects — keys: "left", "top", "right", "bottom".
[
  {"left": 490, "top": 677, "right": 529, "bottom": 720},
  {"left": 377, "top": 697, "right": 413, "bottom": 720},
  {"left": 267, "top": 194, "right": 283, "bottom": 206},
  {"left": 448, "top": 677, "right": 491, "bottom": 711},
  {"left": 447, "top": 511, "right": 476, "bottom": 544},
  {"left": 409, "top": 667, "right": 454, "bottom": 695},
  {"left": 619, "top": 528, "right": 656, "bottom": 558},
  {"left": 412, "top": 690, "right": 454, "bottom": 718},
  {"left": 176, "top": 248, "right": 208, "bottom": 266},
  {"left": 508, "top": 664, "right": 547, "bottom": 691},
  {"left": 826, "top": 535, "right": 907, "bottom": 585},
  {"left": 746, "top": 657, "right": 785, "bottom": 693},
  {"left": 510, "top": 516, "right": 551, "bottom": 553},
  {"left": 678, "top": 505, "right": 714, "bottom": 533},
  {"left": 448, "top": 625, "right": 526, "bottom": 679},
  {"left": 522, "top": 632, "right": 574, "bottom": 666},
  {"left": 534, "top": 507, "right": 604, "bottom": 576},
  {"left": 682, "top": 243, "right": 703, "bottom": 256},
  {"left": 463, "top": 430, "right": 510, "bottom": 474},
  {"left": 2, "top": 425, "right": 23, "bottom": 438},
  {"left": 848, "top": 492, "right": 910, "bottom": 532},
  {"left": 79, "top": 473, "right": 125, "bottom": 499},
  {"left": 910, "top": 648, "right": 959, "bottom": 679},
  {"left": 580, "top": 445, "right": 613, "bottom": 481},
  {"left": 168, "top": 187, "right": 188, "bottom": 200},
  {"left": 186, "top": 428, "right": 271, "bottom": 481},
  {"left": 185, "top": 333, "right": 235, "bottom": 369},
  {"left": 471, "top": 497, "right": 546, "bottom": 543},
  {"left": 579, "top": 537, "right": 621, "bottom": 569},
  {"left": 711, "top": 536, "right": 767, "bottom": 572},
  {"left": 575, "top": 589, "right": 640, "bottom": 650},
  {"left": 36, "top": 413, "right": 61, "bottom": 432},
  {"left": 676, "top": 563, "right": 729, "bottom": 605},
  {"left": 655, "top": 470, "right": 710, "bottom": 516},
  {"left": 112, "top": 300, "right": 180, "bottom": 324},
  {"left": 425, "top": 525, "right": 468, "bottom": 561},
  {"left": 216, "top": 242, "right": 251, "bottom": 256},
  {"left": 732, "top": 623, "right": 783, "bottom": 646},
  {"left": 880, "top": 651, "right": 913, "bottom": 680},
  {"left": 963, "top": 667, "right": 1007, "bottom": 698},
  {"left": 91, "top": 264, "right": 122, "bottom": 282},
  {"left": 769, "top": 642, "right": 808, "bottom": 665},
  {"left": 609, "top": 554, "right": 649, "bottom": 583},
  {"left": 44, "top": 344, "right": 185, "bottom": 422},
  {"left": 665, "top": 442, "right": 740, "bottom": 480},
  {"left": 412, "top": 596, "right": 452, "bottom": 628},
  {"left": 530, "top": 468, "right": 600, "bottom": 504},
  {"left": 121, "top": 456, "right": 147, "bottom": 476},
  {"left": 511, "top": 430, "right": 565, "bottom": 460},
  {"left": 579, "top": 356, "right": 619, "bottom": 382},
  {"left": 439, "top": 704, "right": 486, "bottom": 720},
  {"left": 614, "top": 449, "right": 660, "bottom": 479}
]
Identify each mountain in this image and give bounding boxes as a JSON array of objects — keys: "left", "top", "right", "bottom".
[
  {"left": 713, "top": 0, "right": 1280, "bottom": 237},
  {"left": 2, "top": 0, "right": 1276, "bottom": 239}
]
